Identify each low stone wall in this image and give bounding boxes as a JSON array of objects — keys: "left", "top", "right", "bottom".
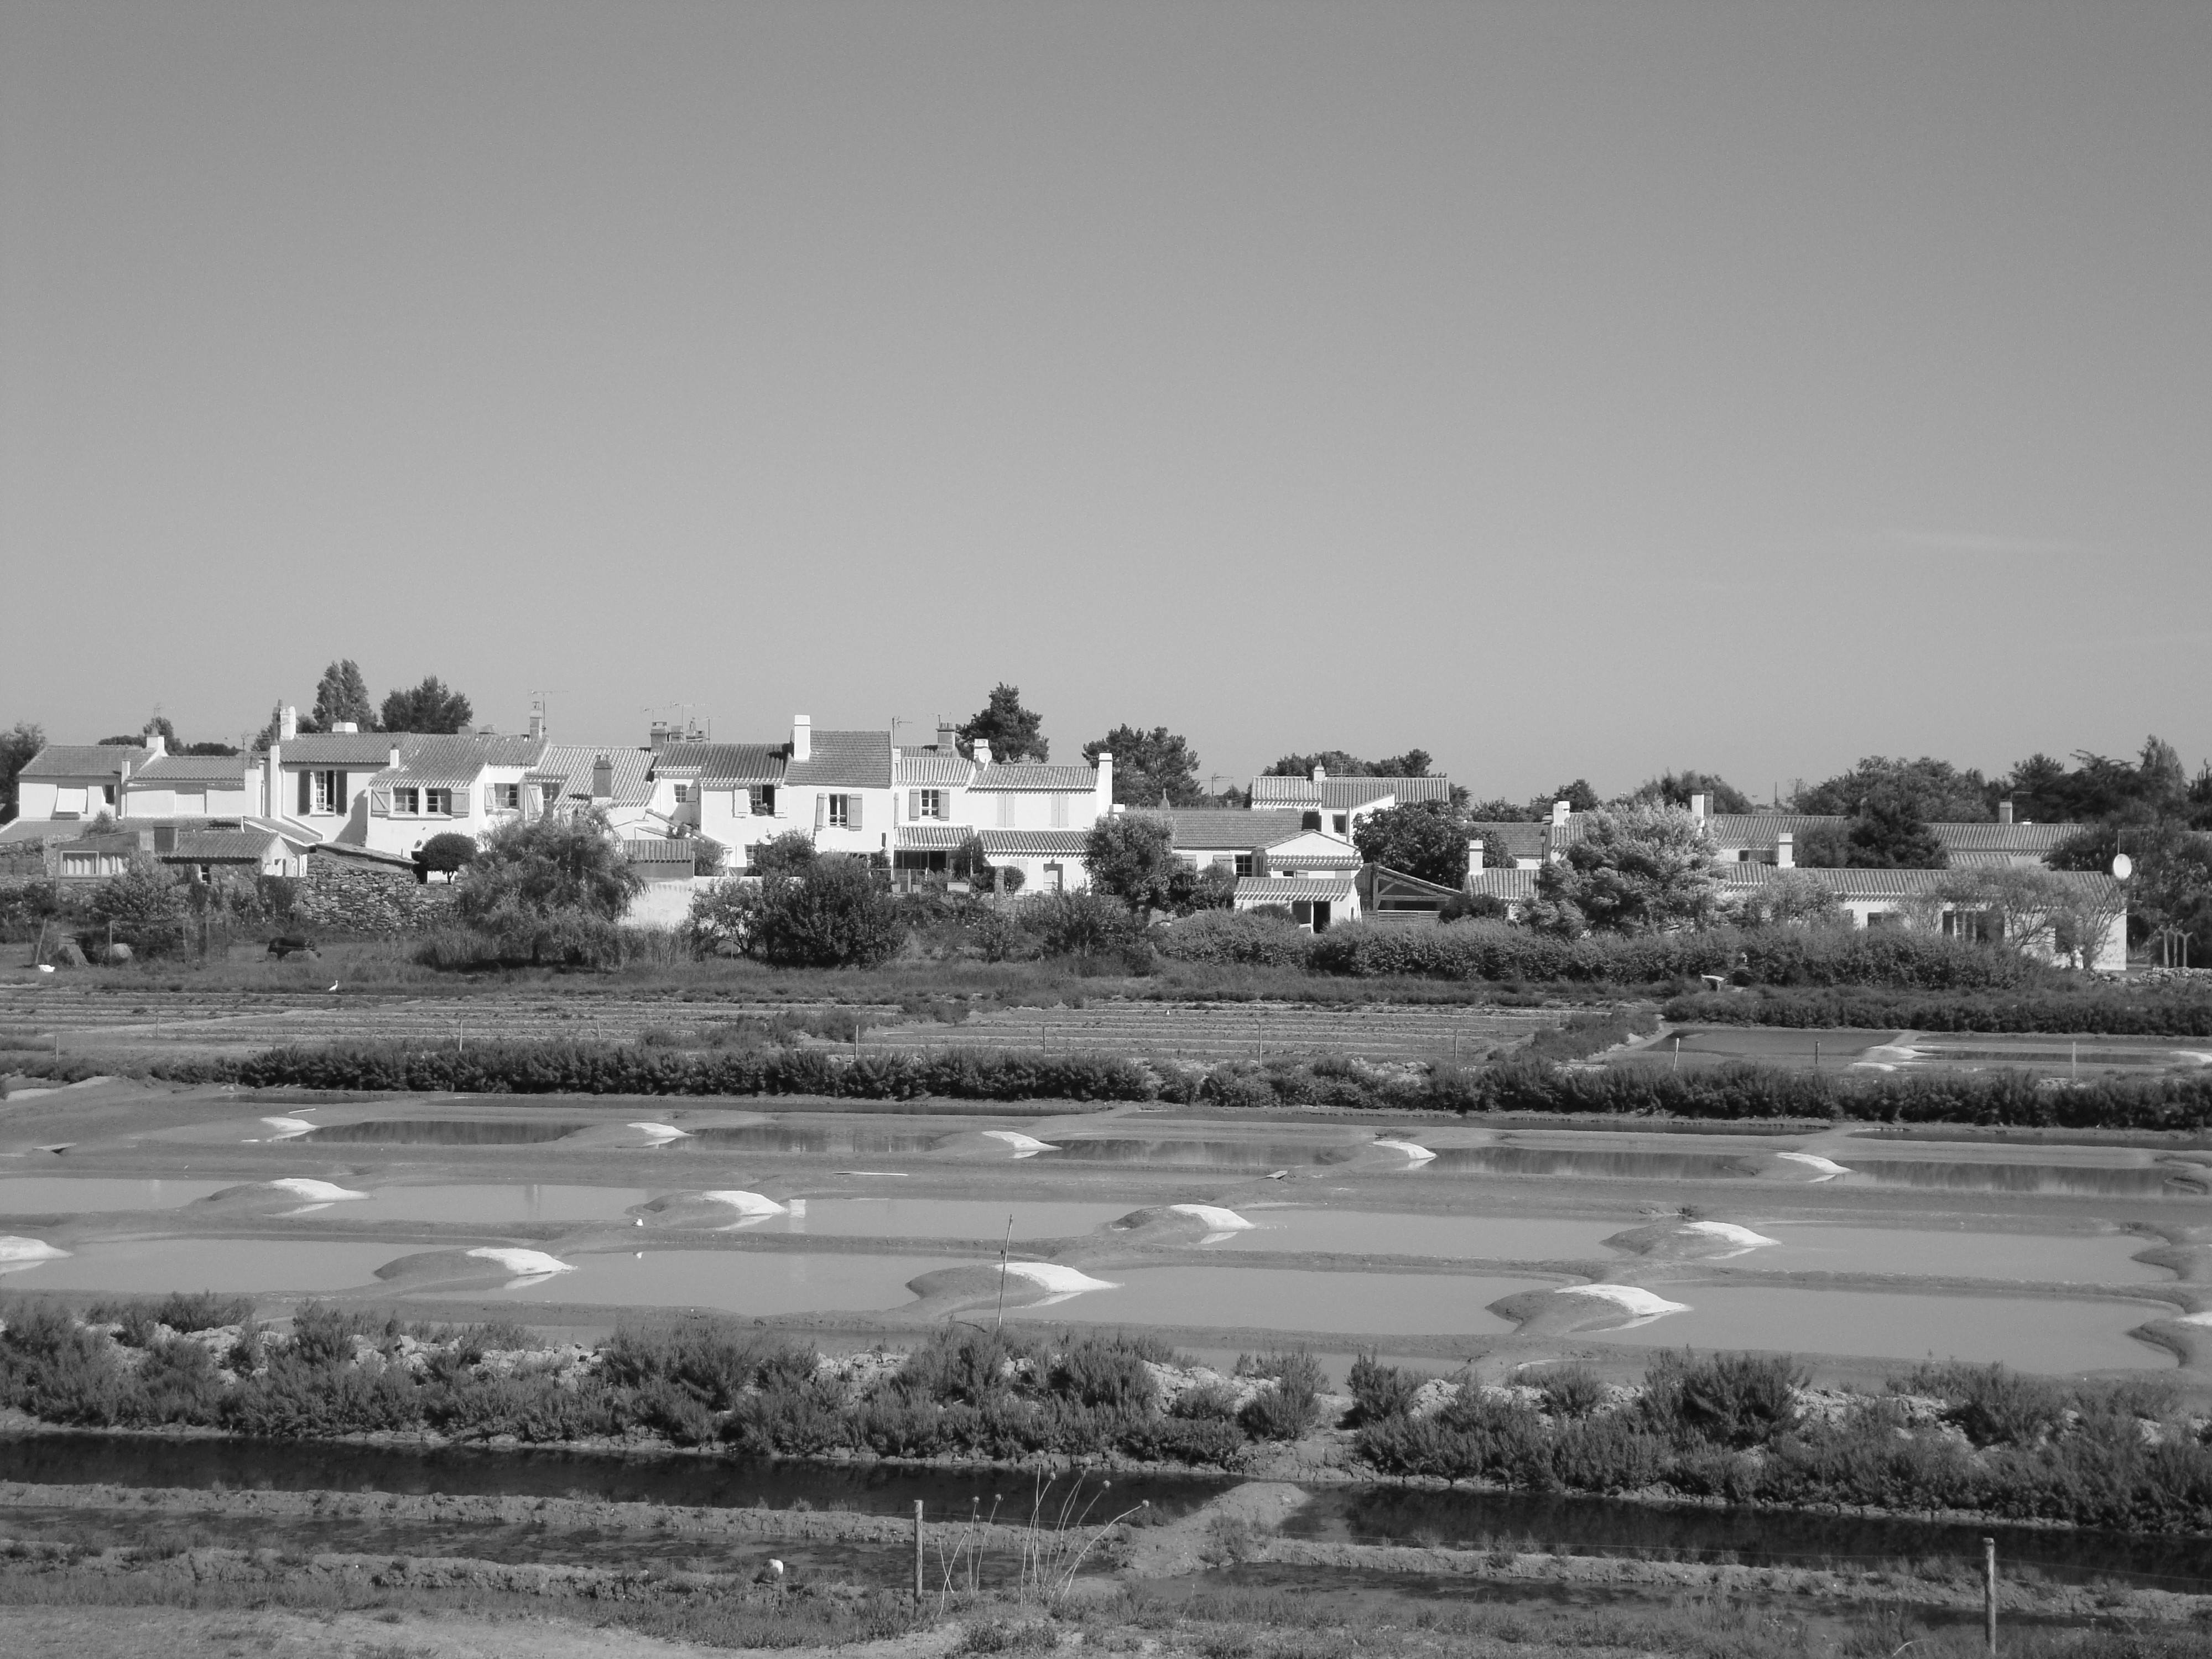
[{"left": 292, "top": 852, "right": 459, "bottom": 935}]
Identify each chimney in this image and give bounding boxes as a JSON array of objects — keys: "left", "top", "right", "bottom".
[
  {"left": 528, "top": 708, "right": 546, "bottom": 742},
  {"left": 389, "top": 742, "right": 401, "bottom": 769},
  {"left": 936, "top": 722, "right": 957, "bottom": 752},
  {"left": 1998, "top": 799, "right": 2014, "bottom": 826},
  {"left": 1468, "top": 838, "right": 1485, "bottom": 875},
  {"left": 332, "top": 721, "right": 357, "bottom": 735},
  {"left": 145, "top": 730, "right": 165, "bottom": 758},
  {"left": 1550, "top": 799, "right": 1570, "bottom": 828},
  {"left": 791, "top": 715, "right": 811, "bottom": 762},
  {"left": 592, "top": 753, "right": 615, "bottom": 799},
  {"left": 1311, "top": 764, "right": 1327, "bottom": 782},
  {"left": 1095, "top": 750, "right": 1112, "bottom": 805},
  {"left": 1689, "top": 792, "right": 1709, "bottom": 826},
  {"left": 280, "top": 705, "right": 298, "bottom": 741},
  {"left": 649, "top": 721, "right": 670, "bottom": 751},
  {"left": 1776, "top": 831, "right": 1795, "bottom": 870},
  {"left": 974, "top": 739, "right": 992, "bottom": 769}
]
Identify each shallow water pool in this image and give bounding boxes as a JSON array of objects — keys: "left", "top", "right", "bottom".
[
  {"left": 1840, "top": 1158, "right": 2206, "bottom": 1197},
  {"left": 1592, "top": 1284, "right": 2173, "bottom": 1371},
  {"left": 0, "top": 1178, "right": 231, "bottom": 1214},
  {"left": 1023, "top": 1266, "right": 1549, "bottom": 1337},
  {"left": 348, "top": 1184, "right": 659, "bottom": 1224},
  {"left": 1752, "top": 1224, "right": 2169, "bottom": 1283},
  {"left": 754, "top": 1199, "right": 1132, "bottom": 1241},
  {"left": 436, "top": 1250, "right": 964, "bottom": 1315},
  {"left": 1041, "top": 1139, "right": 1359, "bottom": 1171},
  {"left": 2, "top": 1237, "right": 397, "bottom": 1295},
  {"left": 1425, "top": 1147, "right": 1750, "bottom": 1180},
  {"left": 1218, "top": 1210, "right": 1620, "bottom": 1261},
  {"left": 683, "top": 1126, "right": 943, "bottom": 1156},
  {"left": 304, "top": 1120, "right": 585, "bottom": 1146}
]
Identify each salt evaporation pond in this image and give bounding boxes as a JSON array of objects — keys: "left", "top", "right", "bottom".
[
  {"left": 0, "top": 1178, "right": 231, "bottom": 1213},
  {"left": 1591, "top": 1284, "right": 2174, "bottom": 1370},
  {"left": 1040, "top": 1138, "right": 1360, "bottom": 1171},
  {"left": 346, "top": 1184, "right": 658, "bottom": 1224},
  {"left": 1026, "top": 1266, "right": 1548, "bottom": 1337},
  {"left": 756, "top": 1199, "right": 1134, "bottom": 1240},
  {"left": 1, "top": 1237, "right": 397, "bottom": 1295},
  {"left": 434, "top": 1250, "right": 964, "bottom": 1315},
  {"left": 1219, "top": 1210, "right": 1621, "bottom": 1261},
  {"left": 683, "top": 1125, "right": 943, "bottom": 1156},
  {"left": 304, "top": 1120, "right": 585, "bottom": 1146},
  {"left": 1426, "top": 1147, "right": 1751, "bottom": 1180},
  {"left": 1840, "top": 1158, "right": 2206, "bottom": 1197},
  {"left": 1751, "top": 1224, "right": 2169, "bottom": 1282}
]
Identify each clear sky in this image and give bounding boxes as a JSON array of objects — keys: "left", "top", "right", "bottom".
[{"left": 3, "top": 2, "right": 2206, "bottom": 800}]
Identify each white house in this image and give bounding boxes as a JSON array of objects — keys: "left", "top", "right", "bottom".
[
  {"left": 122, "top": 752, "right": 264, "bottom": 820},
  {"left": 266, "top": 712, "right": 551, "bottom": 861},
  {"left": 1248, "top": 766, "right": 1454, "bottom": 839},
  {"left": 1232, "top": 875, "right": 1362, "bottom": 932},
  {"left": 11, "top": 742, "right": 152, "bottom": 825}
]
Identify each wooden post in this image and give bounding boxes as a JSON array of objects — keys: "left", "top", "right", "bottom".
[
  {"left": 913, "top": 1500, "right": 924, "bottom": 1603},
  {"left": 1984, "top": 1536, "right": 1997, "bottom": 1653}
]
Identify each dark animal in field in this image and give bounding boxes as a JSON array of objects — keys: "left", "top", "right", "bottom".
[{"left": 266, "top": 935, "right": 319, "bottom": 960}]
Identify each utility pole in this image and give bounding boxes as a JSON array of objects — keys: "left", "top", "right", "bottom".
[
  {"left": 1984, "top": 1536, "right": 1998, "bottom": 1654},
  {"left": 913, "top": 1501, "right": 925, "bottom": 1603}
]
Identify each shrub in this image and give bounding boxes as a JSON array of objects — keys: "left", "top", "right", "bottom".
[
  {"left": 752, "top": 857, "right": 905, "bottom": 968},
  {"left": 1529, "top": 1362, "right": 1606, "bottom": 1420},
  {"left": 413, "top": 832, "right": 477, "bottom": 882},
  {"left": 85, "top": 860, "right": 189, "bottom": 957},
  {"left": 1020, "top": 890, "right": 1138, "bottom": 958},
  {"left": 457, "top": 807, "right": 641, "bottom": 924},
  {"left": 1156, "top": 909, "right": 1314, "bottom": 968},
  {"left": 1664, "top": 985, "right": 2212, "bottom": 1038},
  {"left": 1345, "top": 1353, "right": 1425, "bottom": 1423},
  {"left": 1642, "top": 1350, "right": 1803, "bottom": 1448},
  {"left": 1892, "top": 1362, "right": 2069, "bottom": 1449},
  {"left": 1236, "top": 1350, "right": 1323, "bottom": 1440},
  {"left": 90, "top": 1292, "right": 252, "bottom": 1344}
]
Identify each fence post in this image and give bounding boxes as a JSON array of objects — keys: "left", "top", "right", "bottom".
[
  {"left": 914, "top": 1500, "right": 924, "bottom": 1603},
  {"left": 1984, "top": 1536, "right": 1997, "bottom": 1654}
]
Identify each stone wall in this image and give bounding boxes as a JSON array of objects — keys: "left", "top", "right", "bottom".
[{"left": 291, "top": 852, "right": 460, "bottom": 936}]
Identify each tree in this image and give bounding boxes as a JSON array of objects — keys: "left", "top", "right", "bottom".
[
  {"left": 180, "top": 741, "right": 239, "bottom": 757},
  {"left": 0, "top": 722, "right": 43, "bottom": 822},
  {"left": 957, "top": 684, "right": 1047, "bottom": 763},
  {"left": 86, "top": 859, "right": 189, "bottom": 957},
  {"left": 1522, "top": 805, "right": 1724, "bottom": 937},
  {"left": 1841, "top": 791, "right": 1948, "bottom": 868},
  {"left": 1731, "top": 871, "right": 1841, "bottom": 928},
  {"left": 1793, "top": 757, "right": 1994, "bottom": 822},
  {"left": 2004, "top": 736, "right": 2198, "bottom": 824},
  {"left": 310, "top": 660, "right": 378, "bottom": 731},
  {"left": 380, "top": 676, "right": 474, "bottom": 735},
  {"left": 413, "top": 831, "right": 478, "bottom": 883},
  {"left": 751, "top": 855, "right": 904, "bottom": 967},
  {"left": 1932, "top": 866, "right": 2115, "bottom": 967},
  {"left": 141, "top": 714, "right": 178, "bottom": 749},
  {"left": 1084, "top": 725, "right": 1205, "bottom": 807},
  {"left": 1264, "top": 747, "right": 1435, "bottom": 778},
  {"left": 1623, "top": 771, "right": 1754, "bottom": 815},
  {"left": 949, "top": 834, "right": 993, "bottom": 886},
  {"left": 1352, "top": 801, "right": 1470, "bottom": 888},
  {"left": 1081, "top": 813, "right": 1181, "bottom": 914},
  {"left": 1535, "top": 779, "right": 1601, "bottom": 815},
  {"left": 457, "top": 807, "right": 640, "bottom": 925},
  {"left": 753, "top": 831, "right": 818, "bottom": 877},
  {"left": 1463, "top": 797, "right": 1543, "bottom": 823}
]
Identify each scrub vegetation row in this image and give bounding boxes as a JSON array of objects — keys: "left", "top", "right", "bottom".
[{"left": 6, "top": 1301, "right": 2208, "bottom": 1537}]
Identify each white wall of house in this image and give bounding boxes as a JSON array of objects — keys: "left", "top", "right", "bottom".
[{"left": 19, "top": 775, "right": 122, "bottom": 820}]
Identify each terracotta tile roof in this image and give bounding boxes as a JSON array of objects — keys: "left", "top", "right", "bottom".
[
  {"left": 530, "top": 745, "right": 656, "bottom": 805},
  {"left": 161, "top": 830, "right": 285, "bottom": 862},
  {"left": 1474, "top": 823, "right": 1550, "bottom": 861},
  {"left": 969, "top": 763, "right": 1098, "bottom": 791},
  {"left": 1251, "top": 776, "right": 1452, "bottom": 808},
  {"left": 785, "top": 731, "right": 892, "bottom": 789},
  {"left": 1467, "top": 870, "right": 1541, "bottom": 901},
  {"left": 1164, "top": 809, "right": 1311, "bottom": 850},
  {"left": 279, "top": 734, "right": 402, "bottom": 765},
  {"left": 127, "top": 755, "right": 252, "bottom": 786},
  {"left": 982, "top": 829, "right": 1090, "bottom": 855},
  {"left": 895, "top": 755, "right": 977, "bottom": 786},
  {"left": 652, "top": 742, "right": 787, "bottom": 787},
  {"left": 1704, "top": 812, "right": 2085, "bottom": 856},
  {"left": 19, "top": 745, "right": 150, "bottom": 778},
  {"left": 1235, "top": 877, "right": 1356, "bottom": 903},
  {"left": 1719, "top": 865, "right": 2122, "bottom": 898}
]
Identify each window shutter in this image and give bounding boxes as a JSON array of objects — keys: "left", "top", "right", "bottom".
[
  {"left": 335, "top": 773, "right": 350, "bottom": 814},
  {"left": 814, "top": 794, "right": 826, "bottom": 829},
  {"left": 1052, "top": 793, "right": 1069, "bottom": 828},
  {"left": 371, "top": 789, "right": 392, "bottom": 817},
  {"left": 997, "top": 793, "right": 1016, "bottom": 828},
  {"left": 908, "top": 789, "right": 920, "bottom": 820},
  {"left": 298, "top": 771, "right": 311, "bottom": 814},
  {"left": 849, "top": 794, "right": 863, "bottom": 830}
]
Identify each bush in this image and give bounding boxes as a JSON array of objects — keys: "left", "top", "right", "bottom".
[
  {"left": 1019, "top": 890, "right": 1138, "bottom": 958},
  {"left": 1156, "top": 909, "right": 1315, "bottom": 968},
  {"left": 1345, "top": 1353, "right": 1426, "bottom": 1423},
  {"left": 1236, "top": 1350, "right": 1323, "bottom": 1440},
  {"left": 752, "top": 857, "right": 905, "bottom": 968},
  {"left": 1521, "top": 1004, "right": 1660, "bottom": 1063},
  {"left": 1641, "top": 1350, "right": 1803, "bottom": 1448},
  {"left": 457, "top": 807, "right": 641, "bottom": 924},
  {"left": 1529, "top": 1362, "right": 1606, "bottom": 1420},
  {"left": 1664, "top": 985, "right": 2212, "bottom": 1038},
  {"left": 89, "top": 1292, "right": 253, "bottom": 1344},
  {"left": 85, "top": 860, "right": 188, "bottom": 957},
  {"left": 413, "top": 832, "right": 477, "bottom": 882}
]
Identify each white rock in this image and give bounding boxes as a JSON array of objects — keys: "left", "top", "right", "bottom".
[
  {"left": 1680, "top": 1220, "right": 1777, "bottom": 1249},
  {"left": 257, "top": 1117, "right": 315, "bottom": 1140},
  {"left": 1557, "top": 1283, "right": 1689, "bottom": 1327},
  {"left": 627, "top": 1121, "right": 690, "bottom": 1144},
  {"left": 1776, "top": 1151, "right": 1851, "bottom": 1178},
  {"left": 983, "top": 1130, "right": 1060, "bottom": 1157},
  {"left": 0, "top": 1235, "right": 68, "bottom": 1270},
  {"left": 1168, "top": 1204, "right": 1255, "bottom": 1231},
  {"left": 1373, "top": 1138, "right": 1436, "bottom": 1163},
  {"left": 699, "top": 1190, "right": 787, "bottom": 1217},
  {"left": 1000, "top": 1262, "right": 1118, "bottom": 1305},
  {"left": 265, "top": 1178, "right": 367, "bottom": 1203},
  {"left": 465, "top": 1247, "right": 572, "bottom": 1279}
]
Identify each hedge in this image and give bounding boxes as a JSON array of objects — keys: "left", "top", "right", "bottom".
[
  {"left": 1662, "top": 987, "right": 2212, "bottom": 1038},
  {"left": 1307, "top": 920, "right": 2051, "bottom": 991}
]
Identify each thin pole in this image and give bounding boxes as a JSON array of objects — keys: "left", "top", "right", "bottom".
[
  {"left": 1984, "top": 1536, "right": 1997, "bottom": 1654},
  {"left": 993, "top": 1215, "right": 1012, "bottom": 1332},
  {"left": 914, "top": 1501, "right": 925, "bottom": 1603}
]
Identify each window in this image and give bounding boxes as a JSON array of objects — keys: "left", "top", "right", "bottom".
[
  {"left": 493, "top": 783, "right": 521, "bottom": 811},
  {"left": 1331, "top": 813, "right": 1349, "bottom": 835},
  {"left": 54, "top": 787, "right": 87, "bottom": 817},
  {"left": 748, "top": 785, "right": 776, "bottom": 816},
  {"left": 1234, "top": 854, "right": 1253, "bottom": 877},
  {"left": 101, "top": 784, "right": 116, "bottom": 805},
  {"left": 917, "top": 788, "right": 944, "bottom": 820},
  {"left": 312, "top": 771, "right": 338, "bottom": 813},
  {"left": 1865, "top": 910, "right": 1903, "bottom": 930},
  {"left": 61, "top": 853, "right": 96, "bottom": 877},
  {"left": 673, "top": 784, "right": 691, "bottom": 804},
  {"left": 394, "top": 787, "right": 420, "bottom": 815},
  {"left": 826, "top": 794, "right": 850, "bottom": 829},
  {"left": 197, "top": 864, "right": 214, "bottom": 882},
  {"left": 424, "top": 788, "right": 452, "bottom": 816},
  {"left": 1050, "top": 793, "right": 1070, "bottom": 828}
]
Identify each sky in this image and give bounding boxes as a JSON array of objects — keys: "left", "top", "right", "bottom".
[{"left": 3, "top": 2, "right": 2207, "bottom": 802}]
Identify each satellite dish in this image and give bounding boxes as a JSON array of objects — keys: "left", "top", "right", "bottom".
[{"left": 2111, "top": 853, "right": 2133, "bottom": 880}]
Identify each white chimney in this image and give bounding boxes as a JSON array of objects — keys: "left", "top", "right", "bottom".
[
  {"left": 280, "top": 705, "right": 299, "bottom": 740},
  {"left": 974, "top": 739, "right": 992, "bottom": 769},
  {"left": 1776, "top": 831, "right": 1795, "bottom": 870},
  {"left": 1550, "top": 799, "right": 1570, "bottom": 828},
  {"left": 1469, "top": 838, "right": 1484, "bottom": 875},
  {"left": 1311, "top": 763, "right": 1327, "bottom": 782},
  {"left": 145, "top": 730, "right": 165, "bottom": 757},
  {"left": 528, "top": 708, "right": 546, "bottom": 742},
  {"left": 1689, "top": 792, "right": 1709, "bottom": 826},
  {"left": 332, "top": 721, "right": 357, "bottom": 735},
  {"left": 592, "top": 753, "right": 615, "bottom": 799},
  {"left": 791, "top": 715, "right": 811, "bottom": 762},
  {"left": 1998, "top": 799, "right": 2014, "bottom": 826},
  {"left": 1095, "top": 751, "right": 1112, "bottom": 805}
]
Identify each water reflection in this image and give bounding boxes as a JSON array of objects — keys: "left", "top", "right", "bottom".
[{"left": 304, "top": 1120, "right": 584, "bottom": 1146}]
